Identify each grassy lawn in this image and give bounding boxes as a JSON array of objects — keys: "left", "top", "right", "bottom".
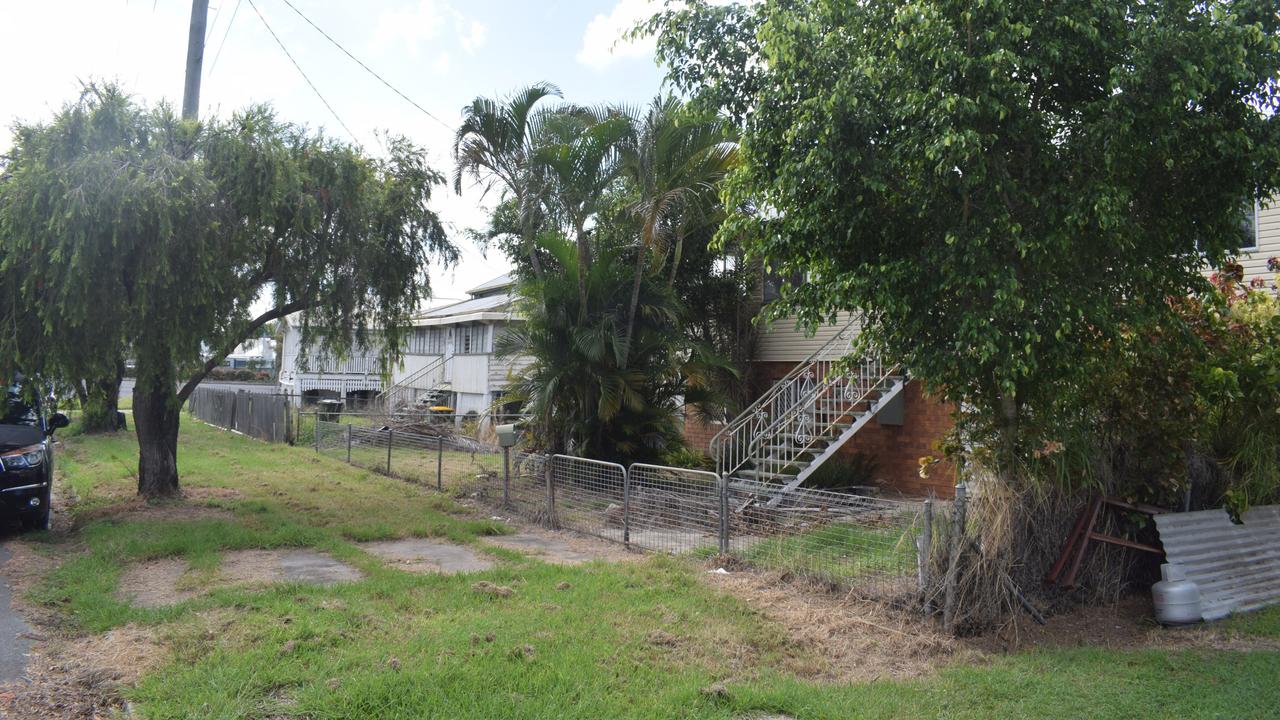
[{"left": 19, "top": 416, "right": 1280, "bottom": 719}]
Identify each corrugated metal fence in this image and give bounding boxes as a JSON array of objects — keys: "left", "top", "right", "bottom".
[
  {"left": 313, "top": 418, "right": 929, "bottom": 601},
  {"left": 187, "top": 387, "right": 295, "bottom": 444}
]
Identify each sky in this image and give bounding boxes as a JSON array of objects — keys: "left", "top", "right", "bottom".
[{"left": 0, "top": 0, "right": 666, "bottom": 309}]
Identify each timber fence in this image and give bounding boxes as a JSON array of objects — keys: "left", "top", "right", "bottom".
[
  {"left": 187, "top": 387, "right": 295, "bottom": 444},
  {"left": 312, "top": 418, "right": 936, "bottom": 601}
]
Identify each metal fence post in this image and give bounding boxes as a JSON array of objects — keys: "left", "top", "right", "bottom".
[
  {"left": 544, "top": 456, "right": 557, "bottom": 529},
  {"left": 314, "top": 413, "right": 320, "bottom": 453},
  {"left": 386, "top": 428, "right": 393, "bottom": 475},
  {"left": 502, "top": 446, "right": 511, "bottom": 507},
  {"left": 622, "top": 466, "right": 631, "bottom": 547},
  {"left": 436, "top": 437, "right": 444, "bottom": 491},
  {"left": 919, "top": 496, "right": 934, "bottom": 595},
  {"left": 943, "top": 483, "right": 969, "bottom": 631},
  {"left": 346, "top": 424, "right": 353, "bottom": 464},
  {"left": 718, "top": 473, "right": 729, "bottom": 555}
]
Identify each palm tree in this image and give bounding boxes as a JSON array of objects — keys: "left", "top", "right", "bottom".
[
  {"left": 453, "top": 82, "right": 561, "bottom": 277},
  {"left": 498, "top": 232, "right": 731, "bottom": 461},
  {"left": 532, "top": 107, "right": 632, "bottom": 321},
  {"left": 618, "top": 97, "right": 738, "bottom": 367}
]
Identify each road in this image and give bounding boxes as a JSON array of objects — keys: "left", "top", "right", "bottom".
[
  {"left": 0, "top": 545, "right": 31, "bottom": 683},
  {"left": 119, "top": 379, "right": 283, "bottom": 397}
]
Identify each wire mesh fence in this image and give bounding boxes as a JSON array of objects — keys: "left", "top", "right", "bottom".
[
  {"left": 727, "top": 479, "right": 929, "bottom": 600},
  {"left": 306, "top": 419, "right": 933, "bottom": 601},
  {"left": 626, "top": 464, "right": 723, "bottom": 554}
]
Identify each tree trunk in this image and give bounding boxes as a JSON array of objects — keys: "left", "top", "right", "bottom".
[
  {"left": 575, "top": 221, "right": 592, "bottom": 324},
  {"left": 621, "top": 242, "right": 646, "bottom": 370},
  {"left": 79, "top": 360, "right": 125, "bottom": 433},
  {"left": 133, "top": 347, "right": 181, "bottom": 499}
]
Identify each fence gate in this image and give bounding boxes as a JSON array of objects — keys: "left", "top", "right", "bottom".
[
  {"left": 547, "top": 455, "right": 627, "bottom": 541},
  {"left": 625, "top": 464, "right": 723, "bottom": 554}
]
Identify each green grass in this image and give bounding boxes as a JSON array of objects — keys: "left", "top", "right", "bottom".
[
  {"left": 28, "top": 417, "right": 1280, "bottom": 719},
  {"left": 741, "top": 519, "right": 918, "bottom": 581}
]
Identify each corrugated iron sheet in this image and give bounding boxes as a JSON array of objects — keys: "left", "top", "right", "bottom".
[{"left": 1153, "top": 505, "right": 1280, "bottom": 621}]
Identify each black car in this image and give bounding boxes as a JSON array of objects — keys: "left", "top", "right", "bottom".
[{"left": 0, "top": 389, "right": 68, "bottom": 531}]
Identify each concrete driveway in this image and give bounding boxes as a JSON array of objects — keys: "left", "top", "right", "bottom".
[{"left": 0, "top": 545, "right": 31, "bottom": 683}]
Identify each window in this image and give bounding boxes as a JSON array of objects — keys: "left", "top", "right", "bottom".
[
  {"left": 1240, "top": 200, "right": 1260, "bottom": 252},
  {"left": 407, "top": 327, "right": 444, "bottom": 355},
  {"left": 762, "top": 268, "right": 805, "bottom": 303},
  {"left": 456, "top": 324, "right": 488, "bottom": 354}
]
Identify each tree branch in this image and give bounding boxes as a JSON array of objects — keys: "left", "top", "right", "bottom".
[{"left": 176, "top": 300, "right": 309, "bottom": 403}]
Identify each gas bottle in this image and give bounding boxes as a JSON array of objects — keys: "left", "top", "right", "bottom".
[{"left": 1152, "top": 563, "right": 1202, "bottom": 626}]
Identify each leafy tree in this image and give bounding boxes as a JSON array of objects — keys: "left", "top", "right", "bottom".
[
  {"left": 699, "top": 0, "right": 1280, "bottom": 484},
  {"left": 0, "top": 85, "right": 455, "bottom": 497},
  {"left": 632, "top": 1, "right": 764, "bottom": 126}
]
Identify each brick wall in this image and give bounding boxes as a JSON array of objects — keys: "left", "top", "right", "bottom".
[
  {"left": 748, "top": 361, "right": 956, "bottom": 499},
  {"left": 682, "top": 412, "right": 723, "bottom": 454}
]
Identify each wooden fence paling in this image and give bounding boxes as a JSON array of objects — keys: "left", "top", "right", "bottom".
[{"left": 187, "top": 387, "right": 295, "bottom": 444}]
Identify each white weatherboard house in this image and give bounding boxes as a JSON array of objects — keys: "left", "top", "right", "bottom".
[{"left": 277, "top": 274, "right": 528, "bottom": 415}]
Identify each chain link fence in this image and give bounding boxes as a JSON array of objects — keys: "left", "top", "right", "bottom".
[{"left": 307, "top": 419, "right": 933, "bottom": 601}]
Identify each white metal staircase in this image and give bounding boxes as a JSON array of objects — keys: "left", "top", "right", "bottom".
[
  {"left": 377, "top": 355, "right": 450, "bottom": 414},
  {"left": 710, "top": 318, "right": 906, "bottom": 499}
]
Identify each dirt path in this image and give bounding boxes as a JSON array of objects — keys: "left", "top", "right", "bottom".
[{"left": 0, "top": 544, "right": 33, "bottom": 684}]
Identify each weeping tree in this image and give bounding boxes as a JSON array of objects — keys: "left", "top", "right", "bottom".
[{"left": 0, "top": 84, "right": 455, "bottom": 498}]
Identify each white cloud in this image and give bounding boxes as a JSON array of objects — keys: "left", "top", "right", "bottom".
[
  {"left": 459, "top": 20, "right": 488, "bottom": 54},
  {"left": 576, "top": 0, "right": 657, "bottom": 70},
  {"left": 372, "top": 1, "right": 487, "bottom": 58}
]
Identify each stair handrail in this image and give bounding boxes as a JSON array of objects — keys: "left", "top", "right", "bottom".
[
  {"left": 377, "top": 354, "right": 448, "bottom": 411},
  {"left": 746, "top": 358, "right": 901, "bottom": 482},
  {"left": 713, "top": 350, "right": 900, "bottom": 482},
  {"left": 710, "top": 316, "right": 861, "bottom": 472}
]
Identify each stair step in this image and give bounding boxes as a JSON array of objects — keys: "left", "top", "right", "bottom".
[{"left": 738, "top": 468, "right": 800, "bottom": 481}]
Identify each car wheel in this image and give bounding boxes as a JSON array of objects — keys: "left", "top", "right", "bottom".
[{"left": 21, "top": 506, "right": 50, "bottom": 532}]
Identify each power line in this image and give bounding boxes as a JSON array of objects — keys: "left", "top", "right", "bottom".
[
  {"left": 274, "top": 0, "right": 454, "bottom": 132},
  {"left": 245, "top": 0, "right": 358, "bottom": 143},
  {"left": 208, "top": 0, "right": 244, "bottom": 76}
]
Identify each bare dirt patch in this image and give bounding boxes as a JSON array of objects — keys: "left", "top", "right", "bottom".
[
  {"left": 971, "top": 594, "right": 1280, "bottom": 653},
  {"left": 482, "top": 525, "right": 638, "bottom": 565},
  {"left": 0, "top": 624, "right": 165, "bottom": 720},
  {"left": 701, "top": 565, "right": 969, "bottom": 682},
  {"left": 72, "top": 496, "right": 235, "bottom": 528},
  {"left": 116, "top": 557, "right": 199, "bottom": 608},
  {"left": 361, "top": 538, "right": 494, "bottom": 574}
]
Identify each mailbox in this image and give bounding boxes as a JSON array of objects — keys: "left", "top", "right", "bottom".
[{"left": 496, "top": 423, "right": 519, "bottom": 448}]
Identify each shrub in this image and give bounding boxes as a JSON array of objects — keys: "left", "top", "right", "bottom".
[{"left": 802, "top": 452, "right": 879, "bottom": 491}]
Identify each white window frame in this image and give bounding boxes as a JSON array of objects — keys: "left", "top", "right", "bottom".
[{"left": 1241, "top": 199, "right": 1260, "bottom": 252}]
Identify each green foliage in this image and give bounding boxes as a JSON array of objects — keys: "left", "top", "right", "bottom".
[
  {"left": 671, "top": 0, "right": 1280, "bottom": 483},
  {"left": 459, "top": 89, "right": 750, "bottom": 458},
  {"left": 660, "top": 445, "right": 715, "bottom": 472},
  {"left": 0, "top": 83, "right": 455, "bottom": 493},
  {"left": 802, "top": 452, "right": 880, "bottom": 491},
  {"left": 1033, "top": 265, "right": 1280, "bottom": 511},
  {"left": 500, "top": 234, "right": 730, "bottom": 463}
]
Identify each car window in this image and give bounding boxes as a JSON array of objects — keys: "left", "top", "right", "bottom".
[{"left": 1, "top": 390, "right": 39, "bottom": 426}]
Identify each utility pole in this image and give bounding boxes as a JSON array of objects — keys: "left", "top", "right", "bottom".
[{"left": 182, "top": 0, "right": 210, "bottom": 120}]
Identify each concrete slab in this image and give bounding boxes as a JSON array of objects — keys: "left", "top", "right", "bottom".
[
  {"left": 222, "top": 549, "right": 362, "bottom": 587},
  {"left": 362, "top": 538, "right": 494, "bottom": 574},
  {"left": 276, "top": 550, "right": 365, "bottom": 585},
  {"left": 484, "top": 534, "right": 604, "bottom": 565},
  {"left": 596, "top": 528, "right": 716, "bottom": 553},
  {"left": 0, "top": 545, "right": 32, "bottom": 683}
]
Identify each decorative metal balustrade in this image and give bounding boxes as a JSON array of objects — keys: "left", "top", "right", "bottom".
[{"left": 711, "top": 317, "right": 906, "bottom": 499}]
